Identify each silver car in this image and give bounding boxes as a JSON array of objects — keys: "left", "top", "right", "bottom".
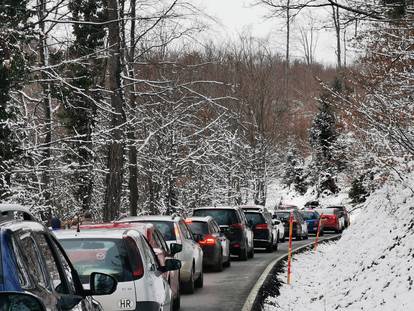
[{"left": 117, "top": 215, "right": 204, "bottom": 294}]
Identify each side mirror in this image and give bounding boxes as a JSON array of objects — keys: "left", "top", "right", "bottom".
[
  {"left": 159, "top": 259, "right": 182, "bottom": 273},
  {"left": 169, "top": 243, "right": 182, "bottom": 255},
  {"left": 89, "top": 272, "right": 117, "bottom": 296},
  {"left": 0, "top": 292, "right": 46, "bottom": 311}
]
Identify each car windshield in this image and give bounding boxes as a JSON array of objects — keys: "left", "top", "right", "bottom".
[
  {"left": 274, "top": 212, "right": 291, "bottom": 221},
  {"left": 245, "top": 212, "right": 265, "bottom": 225},
  {"left": 187, "top": 222, "right": 209, "bottom": 235},
  {"left": 141, "top": 221, "right": 176, "bottom": 241},
  {"left": 60, "top": 238, "right": 133, "bottom": 283},
  {"left": 301, "top": 211, "right": 318, "bottom": 220},
  {"left": 193, "top": 209, "right": 238, "bottom": 226}
]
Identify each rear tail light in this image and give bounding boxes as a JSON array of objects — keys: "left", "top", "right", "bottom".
[
  {"left": 230, "top": 223, "right": 244, "bottom": 230},
  {"left": 124, "top": 236, "right": 144, "bottom": 279},
  {"left": 185, "top": 219, "right": 192, "bottom": 224},
  {"left": 232, "top": 243, "right": 241, "bottom": 248},
  {"left": 198, "top": 234, "right": 217, "bottom": 246},
  {"left": 255, "top": 223, "right": 268, "bottom": 230}
]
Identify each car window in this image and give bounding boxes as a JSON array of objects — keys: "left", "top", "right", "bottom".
[
  {"left": 179, "top": 221, "right": 193, "bottom": 240},
  {"left": 187, "top": 221, "right": 209, "bottom": 235},
  {"left": 34, "top": 233, "right": 67, "bottom": 294},
  {"left": 154, "top": 230, "right": 169, "bottom": 253},
  {"left": 145, "top": 221, "right": 176, "bottom": 241},
  {"left": 211, "top": 221, "right": 220, "bottom": 233},
  {"left": 245, "top": 212, "right": 266, "bottom": 225},
  {"left": 151, "top": 230, "right": 162, "bottom": 249},
  {"left": 9, "top": 236, "right": 30, "bottom": 288},
  {"left": 49, "top": 237, "right": 77, "bottom": 294},
  {"left": 140, "top": 236, "right": 160, "bottom": 269},
  {"left": 274, "top": 211, "right": 291, "bottom": 221},
  {"left": 61, "top": 238, "right": 133, "bottom": 283},
  {"left": 15, "top": 232, "right": 48, "bottom": 289},
  {"left": 193, "top": 209, "right": 238, "bottom": 226}
]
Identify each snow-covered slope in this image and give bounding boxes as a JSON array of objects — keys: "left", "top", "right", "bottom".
[{"left": 264, "top": 171, "right": 414, "bottom": 311}]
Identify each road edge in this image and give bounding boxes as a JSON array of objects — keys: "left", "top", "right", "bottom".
[{"left": 241, "top": 234, "right": 341, "bottom": 311}]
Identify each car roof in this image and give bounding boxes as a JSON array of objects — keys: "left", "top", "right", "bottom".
[
  {"left": 240, "top": 205, "right": 265, "bottom": 210},
  {"left": 193, "top": 206, "right": 240, "bottom": 210},
  {"left": 0, "top": 204, "right": 38, "bottom": 222},
  {"left": 118, "top": 215, "right": 182, "bottom": 223},
  {"left": 54, "top": 228, "right": 141, "bottom": 239},
  {"left": 0, "top": 220, "right": 46, "bottom": 233},
  {"left": 274, "top": 209, "right": 296, "bottom": 213}
]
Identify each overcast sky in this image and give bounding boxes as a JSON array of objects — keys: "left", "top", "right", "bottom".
[{"left": 192, "top": 0, "right": 340, "bottom": 65}]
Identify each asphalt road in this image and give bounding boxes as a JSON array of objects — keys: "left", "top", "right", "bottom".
[{"left": 180, "top": 234, "right": 334, "bottom": 311}]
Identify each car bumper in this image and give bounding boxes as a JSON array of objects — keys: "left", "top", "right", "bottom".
[
  {"left": 253, "top": 239, "right": 272, "bottom": 248},
  {"left": 202, "top": 245, "right": 220, "bottom": 266}
]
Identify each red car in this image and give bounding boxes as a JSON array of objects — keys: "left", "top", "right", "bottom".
[
  {"left": 315, "top": 208, "right": 343, "bottom": 233},
  {"left": 80, "top": 222, "right": 182, "bottom": 310}
]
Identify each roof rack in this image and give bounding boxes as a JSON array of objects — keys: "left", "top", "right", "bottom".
[{"left": 0, "top": 204, "right": 37, "bottom": 222}]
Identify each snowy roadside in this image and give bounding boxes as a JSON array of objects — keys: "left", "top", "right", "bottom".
[{"left": 264, "top": 172, "right": 414, "bottom": 311}]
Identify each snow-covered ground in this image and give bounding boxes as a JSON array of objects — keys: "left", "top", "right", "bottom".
[{"left": 264, "top": 171, "right": 414, "bottom": 311}]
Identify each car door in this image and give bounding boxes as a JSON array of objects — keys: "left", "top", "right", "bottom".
[
  {"left": 211, "top": 221, "right": 229, "bottom": 258},
  {"left": 239, "top": 210, "right": 253, "bottom": 249},
  {"left": 182, "top": 221, "right": 203, "bottom": 276},
  {"left": 140, "top": 236, "right": 171, "bottom": 310},
  {"left": 12, "top": 230, "right": 60, "bottom": 310}
]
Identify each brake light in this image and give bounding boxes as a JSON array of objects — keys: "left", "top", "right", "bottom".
[
  {"left": 123, "top": 237, "right": 144, "bottom": 279},
  {"left": 230, "top": 223, "right": 244, "bottom": 230},
  {"left": 255, "top": 223, "right": 268, "bottom": 230},
  {"left": 198, "top": 234, "right": 217, "bottom": 246}
]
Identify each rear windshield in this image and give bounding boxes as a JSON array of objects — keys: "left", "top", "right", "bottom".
[
  {"left": 301, "top": 211, "right": 319, "bottom": 220},
  {"left": 187, "top": 222, "right": 208, "bottom": 235},
  {"left": 193, "top": 209, "right": 238, "bottom": 226},
  {"left": 142, "top": 221, "right": 176, "bottom": 241},
  {"left": 316, "top": 209, "right": 335, "bottom": 215},
  {"left": 245, "top": 212, "right": 265, "bottom": 225},
  {"left": 60, "top": 238, "right": 133, "bottom": 283},
  {"left": 274, "top": 212, "right": 291, "bottom": 221}
]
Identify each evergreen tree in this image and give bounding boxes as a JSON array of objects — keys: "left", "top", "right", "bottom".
[{"left": 0, "top": 0, "right": 31, "bottom": 199}]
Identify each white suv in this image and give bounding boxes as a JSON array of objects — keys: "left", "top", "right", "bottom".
[
  {"left": 117, "top": 215, "right": 204, "bottom": 294},
  {"left": 56, "top": 229, "right": 181, "bottom": 311}
]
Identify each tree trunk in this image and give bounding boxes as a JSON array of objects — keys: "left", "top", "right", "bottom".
[
  {"left": 38, "top": 0, "right": 52, "bottom": 219},
  {"left": 285, "top": 0, "right": 290, "bottom": 103},
  {"left": 103, "top": 0, "right": 125, "bottom": 221},
  {"left": 127, "top": 0, "right": 139, "bottom": 216},
  {"left": 332, "top": 1, "right": 342, "bottom": 69}
]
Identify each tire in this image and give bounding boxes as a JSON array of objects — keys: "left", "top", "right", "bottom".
[
  {"left": 239, "top": 247, "right": 248, "bottom": 261},
  {"left": 280, "top": 234, "right": 285, "bottom": 243},
  {"left": 248, "top": 245, "right": 254, "bottom": 258},
  {"left": 273, "top": 236, "right": 279, "bottom": 251},
  {"left": 173, "top": 293, "right": 180, "bottom": 311},
  {"left": 194, "top": 267, "right": 203, "bottom": 288},
  {"left": 224, "top": 257, "right": 231, "bottom": 268},
  {"left": 181, "top": 268, "right": 194, "bottom": 294},
  {"left": 214, "top": 252, "right": 224, "bottom": 272},
  {"left": 265, "top": 238, "right": 273, "bottom": 253}
]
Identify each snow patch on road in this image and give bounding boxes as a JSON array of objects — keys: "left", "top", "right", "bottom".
[{"left": 264, "top": 172, "right": 414, "bottom": 311}]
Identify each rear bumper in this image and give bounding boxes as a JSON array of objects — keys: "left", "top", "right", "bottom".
[
  {"left": 253, "top": 239, "right": 272, "bottom": 248},
  {"left": 202, "top": 245, "right": 220, "bottom": 266}
]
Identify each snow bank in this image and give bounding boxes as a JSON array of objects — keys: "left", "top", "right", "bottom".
[{"left": 264, "top": 171, "right": 414, "bottom": 311}]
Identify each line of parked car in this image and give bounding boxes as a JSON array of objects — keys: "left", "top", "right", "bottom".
[{"left": 0, "top": 202, "right": 349, "bottom": 311}]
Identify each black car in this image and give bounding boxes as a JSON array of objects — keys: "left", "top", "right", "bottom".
[
  {"left": 186, "top": 216, "right": 231, "bottom": 271},
  {"left": 192, "top": 207, "right": 254, "bottom": 261},
  {"left": 273, "top": 209, "right": 308, "bottom": 240},
  {"left": 241, "top": 207, "right": 277, "bottom": 252}
]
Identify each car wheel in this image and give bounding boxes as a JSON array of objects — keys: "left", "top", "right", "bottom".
[
  {"left": 194, "top": 267, "right": 203, "bottom": 288},
  {"left": 320, "top": 229, "right": 324, "bottom": 236},
  {"left": 273, "top": 236, "right": 279, "bottom": 251},
  {"left": 172, "top": 293, "right": 180, "bottom": 311},
  {"left": 239, "top": 246, "right": 248, "bottom": 261},
  {"left": 224, "top": 256, "right": 231, "bottom": 268},
  {"left": 265, "top": 238, "right": 273, "bottom": 253},
  {"left": 280, "top": 234, "right": 285, "bottom": 242},
  {"left": 248, "top": 245, "right": 254, "bottom": 258},
  {"left": 181, "top": 268, "right": 194, "bottom": 294},
  {"left": 214, "top": 252, "right": 224, "bottom": 272}
]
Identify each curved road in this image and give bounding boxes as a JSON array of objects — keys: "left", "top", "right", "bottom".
[{"left": 181, "top": 234, "right": 335, "bottom": 311}]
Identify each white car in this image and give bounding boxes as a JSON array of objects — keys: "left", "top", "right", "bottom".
[
  {"left": 117, "top": 215, "right": 204, "bottom": 294},
  {"left": 56, "top": 229, "right": 181, "bottom": 311},
  {"left": 272, "top": 218, "right": 286, "bottom": 242}
]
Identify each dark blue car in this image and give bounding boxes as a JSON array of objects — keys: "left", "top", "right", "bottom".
[
  {"left": 300, "top": 210, "right": 324, "bottom": 235},
  {"left": 0, "top": 204, "right": 117, "bottom": 310}
]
